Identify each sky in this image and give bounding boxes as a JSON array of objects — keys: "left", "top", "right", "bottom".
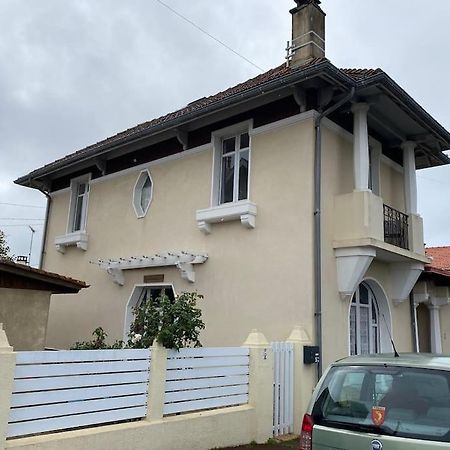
[{"left": 1, "top": 0, "right": 450, "bottom": 265}]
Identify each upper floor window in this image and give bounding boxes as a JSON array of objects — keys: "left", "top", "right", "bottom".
[
  {"left": 211, "top": 120, "right": 252, "bottom": 207},
  {"left": 220, "top": 132, "right": 250, "bottom": 204},
  {"left": 68, "top": 174, "right": 90, "bottom": 233},
  {"left": 133, "top": 170, "right": 153, "bottom": 218}
]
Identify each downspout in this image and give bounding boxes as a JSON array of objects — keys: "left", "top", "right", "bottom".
[
  {"left": 314, "top": 87, "right": 355, "bottom": 380},
  {"left": 33, "top": 181, "right": 51, "bottom": 270},
  {"left": 409, "top": 291, "right": 419, "bottom": 352}
]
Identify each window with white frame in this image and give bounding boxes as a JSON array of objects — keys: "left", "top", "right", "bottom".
[
  {"left": 219, "top": 132, "right": 250, "bottom": 204},
  {"left": 195, "top": 121, "right": 256, "bottom": 233},
  {"left": 349, "top": 283, "right": 380, "bottom": 356},
  {"left": 133, "top": 170, "right": 153, "bottom": 218},
  {"left": 68, "top": 175, "right": 90, "bottom": 233}
]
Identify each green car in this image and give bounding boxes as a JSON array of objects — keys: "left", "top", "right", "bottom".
[{"left": 299, "top": 353, "right": 450, "bottom": 449}]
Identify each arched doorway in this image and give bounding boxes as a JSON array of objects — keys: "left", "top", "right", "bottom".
[{"left": 349, "top": 280, "right": 392, "bottom": 355}]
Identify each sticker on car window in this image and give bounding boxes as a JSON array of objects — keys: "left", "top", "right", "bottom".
[{"left": 371, "top": 406, "right": 386, "bottom": 426}]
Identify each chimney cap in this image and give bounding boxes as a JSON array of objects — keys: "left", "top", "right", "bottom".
[{"left": 294, "top": 0, "right": 322, "bottom": 6}]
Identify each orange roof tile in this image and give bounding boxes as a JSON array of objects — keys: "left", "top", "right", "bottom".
[{"left": 425, "top": 247, "right": 450, "bottom": 271}]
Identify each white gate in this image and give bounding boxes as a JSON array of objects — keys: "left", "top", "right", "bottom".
[{"left": 272, "top": 342, "right": 294, "bottom": 436}]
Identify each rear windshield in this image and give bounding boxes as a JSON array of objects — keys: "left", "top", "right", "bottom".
[{"left": 312, "top": 365, "right": 450, "bottom": 443}]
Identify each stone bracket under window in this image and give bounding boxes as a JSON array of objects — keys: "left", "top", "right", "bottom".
[
  {"left": 195, "top": 200, "right": 257, "bottom": 234},
  {"left": 90, "top": 251, "right": 208, "bottom": 286},
  {"left": 55, "top": 232, "right": 89, "bottom": 254}
]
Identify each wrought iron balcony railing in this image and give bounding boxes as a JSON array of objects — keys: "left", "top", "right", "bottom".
[{"left": 383, "top": 204, "right": 409, "bottom": 250}]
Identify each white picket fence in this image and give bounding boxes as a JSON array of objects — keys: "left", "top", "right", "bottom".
[
  {"left": 7, "top": 349, "right": 151, "bottom": 439},
  {"left": 272, "top": 342, "right": 294, "bottom": 436},
  {"left": 164, "top": 347, "right": 250, "bottom": 415}
]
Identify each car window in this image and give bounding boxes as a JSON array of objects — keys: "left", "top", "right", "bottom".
[{"left": 313, "top": 365, "right": 450, "bottom": 443}]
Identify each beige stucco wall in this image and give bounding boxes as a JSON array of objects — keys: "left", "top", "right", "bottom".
[
  {"left": 320, "top": 125, "right": 413, "bottom": 368},
  {"left": 380, "top": 160, "right": 405, "bottom": 212},
  {"left": 44, "top": 117, "right": 316, "bottom": 349},
  {"left": 0, "top": 288, "right": 50, "bottom": 351},
  {"left": 42, "top": 114, "right": 413, "bottom": 368}
]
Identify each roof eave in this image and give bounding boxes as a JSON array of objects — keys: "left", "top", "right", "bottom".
[
  {"left": 357, "top": 72, "right": 450, "bottom": 153},
  {"left": 15, "top": 60, "right": 355, "bottom": 188}
]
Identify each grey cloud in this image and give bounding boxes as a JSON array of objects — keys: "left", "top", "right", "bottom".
[{"left": 1, "top": 0, "right": 450, "bottom": 263}]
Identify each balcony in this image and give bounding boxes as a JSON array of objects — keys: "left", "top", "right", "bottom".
[
  {"left": 383, "top": 204, "right": 409, "bottom": 250},
  {"left": 333, "top": 191, "right": 428, "bottom": 303},
  {"left": 333, "top": 190, "right": 427, "bottom": 260}
]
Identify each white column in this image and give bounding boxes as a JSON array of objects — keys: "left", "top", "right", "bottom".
[
  {"left": 428, "top": 304, "right": 443, "bottom": 354},
  {"left": 351, "top": 103, "right": 370, "bottom": 191},
  {"left": 401, "top": 141, "right": 418, "bottom": 215}
]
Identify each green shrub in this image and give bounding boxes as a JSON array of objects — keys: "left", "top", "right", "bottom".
[
  {"left": 71, "top": 327, "right": 124, "bottom": 350},
  {"left": 71, "top": 291, "right": 205, "bottom": 350},
  {"left": 128, "top": 291, "right": 205, "bottom": 350}
]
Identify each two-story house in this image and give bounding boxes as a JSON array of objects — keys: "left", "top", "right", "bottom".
[{"left": 15, "top": 0, "right": 450, "bottom": 374}]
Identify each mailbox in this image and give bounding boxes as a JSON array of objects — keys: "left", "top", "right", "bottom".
[{"left": 303, "top": 345, "right": 320, "bottom": 365}]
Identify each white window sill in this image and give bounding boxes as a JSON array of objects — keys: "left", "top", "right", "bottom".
[
  {"left": 195, "top": 200, "right": 257, "bottom": 234},
  {"left": 55, "top": 232, "right": 89, "bottom": 254}
]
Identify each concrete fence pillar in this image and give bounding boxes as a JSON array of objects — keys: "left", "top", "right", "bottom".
[
  {"left": 0, "top": 323, "right": 15, "bottom": 450},
  {"left": 286, "top": 326, "right": 315, "bottom": 435},
  {"left": 146, "top": 341, "right": 168, "bottom": 422},
  {"left": 242, "top": 329, "right": 273, "bottom": 444}
]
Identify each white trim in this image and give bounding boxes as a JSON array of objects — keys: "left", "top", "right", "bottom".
[
  {"left": 132, "top": 169, "right": 154, "bottom": 219},
  {"left": 54, "top": 231, "right": 88, "bottom": 253},
  {"left": 123, "top": 283, "right": 177, "bottom": 341},
  {"left": 196, "top": 200, "right": 257, "bottom": 234},
  {"left": 67, "top": 173, "right": 91, "bottom": 234},
  {"left": 347, "top": 279, "right": 393, "bottom": 356},
  {"left": 80, "top": 144, "right": 210, "bottom": 187},
  {"left": 91, "top": 251, "right": 208, "bottom": 286},
  {"left": 49, "top": 187, "right": 71, "bottom": 198},
  {"left": 321, "top": 117, "right": 353, "bottom": 143},
  {"left": 381, "top": 154, "right": 404, "bottom": 174},
  {"left": 250, "top": 110, "right": 317, "bottom": 137},
  {"left": 211, "top": 119, "right": 253, "bottom": 207}
]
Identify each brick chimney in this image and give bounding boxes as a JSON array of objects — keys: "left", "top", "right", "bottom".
[{"left": 289, "top": 0, "right": 325, "bottom": 66}]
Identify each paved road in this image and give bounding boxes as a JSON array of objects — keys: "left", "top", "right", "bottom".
[{"left": 217, "top": 437, "right": 298, "bottom": 449}]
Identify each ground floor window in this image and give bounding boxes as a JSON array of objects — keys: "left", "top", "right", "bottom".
[
  {"left": 136, "top": 285, "right": 175, "bottom": 307},
  {"left": 350, "top": 282, "right": 380, "bottom": 355},
  {"left": 124, "top": 284, "right": 176, "bottom": 338}
]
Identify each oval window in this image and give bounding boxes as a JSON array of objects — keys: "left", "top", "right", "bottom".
[{"left": 133, "top": 170, "right": 153, "bottom": 218}]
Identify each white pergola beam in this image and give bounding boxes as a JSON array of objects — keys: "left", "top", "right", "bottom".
[{"left": 91, "top": 251, "right": 208, "bottom": 286}]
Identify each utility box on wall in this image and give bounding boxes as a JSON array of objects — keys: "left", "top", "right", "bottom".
[{"left": 303, "top": 345, "right": 320, "bottom": 365}]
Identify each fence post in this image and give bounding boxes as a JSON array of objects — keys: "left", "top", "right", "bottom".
[
  {"left": 0, "top": 324, "right": 15, "bottom": 450},
  {"left": 242, "top": 329, "right": 273, "bottom": 444},
  {"left": 146, "top": 341, "right": 168, "bottom": 421},
  {"left": 286, "top": 325, "right": 314, "bottom": 435}
]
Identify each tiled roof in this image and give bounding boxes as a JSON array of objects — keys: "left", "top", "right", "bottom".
[
  {"left": 0, "top": 258, "right": 88, "bottom": 290},
  {"left": 425, "top": 247, "right": 450, "bottom": 271},
  {"left": 19, "top": 58, "right": 384, "bottom": 181}
]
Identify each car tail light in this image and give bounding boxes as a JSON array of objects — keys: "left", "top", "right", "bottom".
[{"left": 299, "top": 414, "right": 314, "bottom": 450}]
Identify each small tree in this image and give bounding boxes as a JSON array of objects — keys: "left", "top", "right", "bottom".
[
  {"left": 128, "top": 291, "right": 205, "bottom": 350},
  {"left": 0, "top": 229, "right": 12, "bottom": 260}
]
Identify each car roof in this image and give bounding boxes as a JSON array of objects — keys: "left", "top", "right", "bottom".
[{"left": 332, "top": 353, "right": 450, "bottom": 371}]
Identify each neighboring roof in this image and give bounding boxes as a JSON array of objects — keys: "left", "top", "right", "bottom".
[
  {"left": 334, "top": 353, "right": 450, "bottom": 370},
  {"left": 0, "top": 259, "right": 88, "bottom": 294},
  {"left": 15, "top": 58, "right": 450, "bottom": 186},
  {"left": 426, "top": 246, "right": 450, "bottom": 271}
]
